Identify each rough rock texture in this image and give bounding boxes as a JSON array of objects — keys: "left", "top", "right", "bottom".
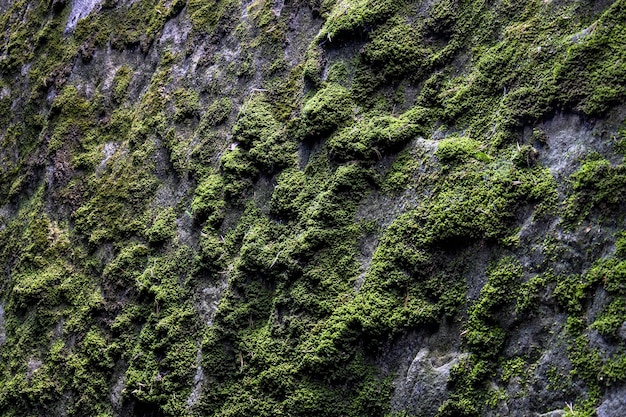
[
  {"left": 1, "top": 0, "right": 626, "bottom": 416},
  {"left": 65, "top": 0, "right": 103, "bottom": 33}
]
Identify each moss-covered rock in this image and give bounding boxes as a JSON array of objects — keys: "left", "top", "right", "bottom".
[
  {"left": 301, "top": 83, "right": 354, "bottom": 139},
  {"left": 1, "top": 0, "right": 626, "bottom": 416}
]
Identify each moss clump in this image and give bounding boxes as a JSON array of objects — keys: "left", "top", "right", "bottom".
[
  {"left": 592, "top": 298, "right": 626, "bottom": 339},
  {"left": 173, "top": 88, "right": 201, "bottom": 122},
  {"left": 125, "top": 247, "right": 201, "bottom": 414},
  {"left": 438, "top": 356, "right": 494, "bottom": 417},
  {"left": 197, "top": 231, "right": 226, "bottom": 273},
  {"left": 0, "top": 95, "right": 12, "bottom": 127},
  {"left": 231, "top": 95, "right": 296, "bottom": 174},
  {"left": 2, "top": 0, "right": 626, "bottom": 415},
  {"left": 564, "top": 155, "right": 626, "bottom": 222},
  {"left": 145, "top": 207, "right": 177, "bottom": 244},
  {"left": 554, "top": 0, "right": 626, "bottom": 116},
  {"left": 319, "top": 0, "right": 407, "bottom": 42},
  {"left": 363, "top": 16, "right": 430, "bottom": 79},
  {"left": 465, "top": 258, "right": 523, "bottom": 358},
  {"left": 201, "top": 97, "right": 232, "bottom": 128},
  {"left": 73, "top": 146, "right": 158, "bottom": 245},
  {"left": 419, "top": 156, "right": 556, "bottom": 246},
  {"left": 0, "top": 195, "right": 113, "bottom": 415},
  {"left": 220, "top": 146, "right": 259, "bottom": 200},
  {"left": 48, "top": 85, "right": 98, "bottom": 153},
  {"left": 435, "top": 136, "right": 487, "bottom": 165},
  {"left": 539, "top": 229, "right": 626, "bottom": 414},
  {"left": 233, "top": 96, "right": 281, "bottom": 147},
  {"left": 108, "top": 0, "right": 185, "bottom": 52},
  {"left": 190, "top": 159, "right": 391, "bottom": 416},
  {"left": 192, "top": 174, "right": 226, "bottom": 227},
  {"left": 302, "top": 45, "right": 323, "bottom": 86},
  {"left": 103, "top": 242, "right": 149, "bottom": 288},
  {"left": 381, "top": 148, "right": 424, "bottom": 194},
  {"left": 301, "top": 83, "right": 354, "bottom": 139},
  {"left": 438, "top": 259, "right": 523, "bottom": 416},
  {"left": 112, "top": 65, "right": 133, "bottom": 103},
  {"left": 326, "top": 60, "right": 350, "bottom": 86},
  {"left": 328, "top": 107, "right": 429, "bottom": 162},
  {"left": 187, "top": 0, "right": 238, "bottom": 35},
  {"left": 270, "top": 169, "right": 307, "bottom": 220},
  {"left": 423, "top": 0, "right": 457, "bottom": 39},
  {"left": 615, "top": 231, "right": 626, "bottom": 257}
]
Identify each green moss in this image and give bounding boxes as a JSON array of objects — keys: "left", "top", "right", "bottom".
[
  {"left": 363, "top": 16, "right": 430, "bottom": 79},
  {"left": 565, "top": 155, "right": 626, "bottom": 222},
  {"left": 319, "top": 0, "right": 407, "bottom": 42},
  {"left": 201, "top": 97, "right": 232, "bottom": 127},
  {"left": 0, "top": 194, "right": 116, "bottom": 414},
  {"left": 418, "top": 159, "right": 556, "bottom": 246},
  {"left": 124, "top": 301, "right": 199, "bottom": 414},
  {"left": 265, "top": 65, "right": 305, "bottom": 122},
  {"left": 0, "top": 95, "right": 12, "bottom": 127},
  {"left": 328, "top": 107, "right": 429, "bottom": 162},
  {"left": 511, "top": 144, "right": 539, "bottom": 168},
  {"left": 566, "top": 318, "right": 602, "bottom": 403},
  {"left": 515, "top": 273, "right": 550, "bottom": 314},
  {"left": 423, "top": 0, "right": 457, "bottom": 39},
  {"left": 551, "top": 237, "right": 626, "bottom": 413},
  {"left": 11, "top": 262, "right": 67, "bottom": 310},
  {"left": 173, "top": 88, "right": 201, "bottom": 122},
  {"left": 112, "top": 65, "right": 133, "bottom": 103},
  {"left": 554, "top": 0, "right": 626, "bottom": 116},
  {"left": 1, "top": 0, "right": 625, "bottom": 415},
  {"left": 248, "top": 130, "right": 297, "bottom": 174},
  {"left": 501, "top": 357, "right": 526, "bottom": 383},
  {"left": 302, "top": 45, "right": 323, "bottom": 86},
  {"left": 48, "top": 85, "right": 98, "bottom": 153},
  {"left": 103, "top": 243, "right": 149, "bottom": 288},
  {"left": 220, "top": 147, "right": 259, "bottom": 200},
  {"left": 188, "top": 0, "right": 238, "bottom": 35},
  {"left": 438, "top": 356, "right": 494, "bottom": 417},
  {"left": 326, "top": 61, "right": 350, "bottom": 86},
  {"left": 592, "top": 298, "right": 626, "bottom": 339},
  {"left": 417, "top": 1, "right": 587, "bottom": 143},
  {"left": 197, "top": 231, "right": 226, "bottom": 274},
  {"left": 73, "top": 147, "right": 158, "bottom": 245},
  {"left": 270, "top": 169, "right": 307, "bottom": 220},
  {"left": 74, "top": 13, "right": 112, "bottom": 50},
  {"left": 435, "top": 136, "right": 487, "bottom": 165},
  {"left": 102, "top": 106, "right": 135, "bottom": 145},
  {"left": 587, "top": 258, "right": 626, "bottom": 295},
  {"left": 145, "top": 207, "right": 177, "bottom": 243},
  {"left": 191, "top": 156, "right": 392, "bottom": 415},
  {"left": 230, "top": 95, "right": 295, "bottom": 174},
  {"left": 233, "top": 96, "right": 281, "bottom": 148},
  {"left": 616, "top": 231, "right": 626, "bottom": 257},
  {"left": 301, "top": 83, "right": 354, "bottom": 139},
  {"left": 108, "top": 0, "right": 184, "bottom": 52},
  {"left": 465, "top": 257, "right": 523, "bottom": 359},
  {"left": 192, "top": 173, "right": 226, "bottom": 227},
  {"left": 553, "top": 274, "right": 591, "bottom": 314},
  {"left": 381, "top": 150, "right": 421, "bottom": 194}
]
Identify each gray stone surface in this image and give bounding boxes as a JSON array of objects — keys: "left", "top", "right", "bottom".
[
  {"left": 597, "top": 386, "right": 626, "bottom": 417},
  {"left": 392, "top": 347, "right": 461, "bottom": 416},
  {"left": 65, "top": 0, "right": 103, "bottom": 33}
]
